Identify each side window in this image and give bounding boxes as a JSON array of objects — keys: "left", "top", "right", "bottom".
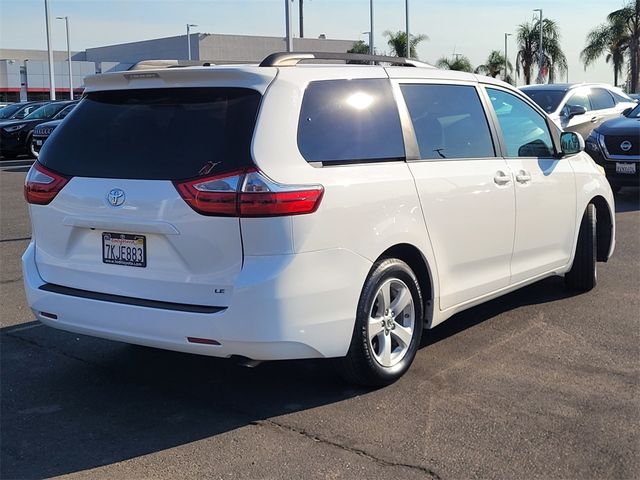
[
  {"left": 564, "top": 91, "right": 591, "bottom": 114},
  {"left": 297, "top": 79, "right": 405, "bottom": 163},
  {"left": 400, "top": 84, "right": 495, "bottom": 159},
  {"left": 486, "top": 88, "right": 555, "bottom": 158},
  {"left": 589, "top": 88, "right": 615, "bottom": 110}
]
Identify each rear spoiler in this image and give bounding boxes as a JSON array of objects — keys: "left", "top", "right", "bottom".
[{"left": 128, "top": 60, "right": 216, "bottom": 70}]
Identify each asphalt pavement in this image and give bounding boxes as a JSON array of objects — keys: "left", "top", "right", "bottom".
[{"left": 1, "top": 166, "right": 638, "bottom": 479}]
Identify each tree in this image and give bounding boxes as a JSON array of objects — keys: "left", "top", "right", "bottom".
[
  {"left": 581, "top": 1, "right": 640, "bottom": 92},
  {"left": 346, "top": 40, "right": 370, "bottom": 64},
  {"left": 383, "top": 30, "right": 428, "bottom": 58},
  {"left": 435, "top": 55, "right": 474, "bottom": 72},
  {"left": 475, "top": 50, "right": 513, "bottom": 78},
  {"left": 347, "top": 40, "right": 369, "bottom": 55},
  {"left": 515, "top": 18, "right": 568, "bottom": 84}
]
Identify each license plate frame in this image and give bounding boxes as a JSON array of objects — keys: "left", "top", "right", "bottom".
[
  {"left": 615, "top": 162, "right": 636, "bottom": 174},
  {"left": 102, "top": 232, "right": 147, "bottom": 268}
]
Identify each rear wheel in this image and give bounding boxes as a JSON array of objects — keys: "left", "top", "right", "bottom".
[
  {"left": 565, "top": 204, "right": 597, "bottom": 292},
  {"left": 337, "top": 258, "right": 423, "bottom": 387}
]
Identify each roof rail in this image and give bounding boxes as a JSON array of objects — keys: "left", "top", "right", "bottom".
[
  {"left": 128, "top": 60, "right": 215, "bottom": 71},
  {"left": 259, "top": 52, "right": 434, "bottom": 68}
]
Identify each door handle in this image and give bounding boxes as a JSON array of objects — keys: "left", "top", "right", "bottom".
[
  {"left": 494, "top": 171, "right": 511, "bottom": 185},
  {"left": 516, "top": 171, "right": 531, "bottom": 184},
  {"left": 590, "top": 116, "right": 598, "bottom": 123}
]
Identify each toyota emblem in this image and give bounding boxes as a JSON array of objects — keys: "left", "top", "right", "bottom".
[
  {"left": 620, "top": 140, "right": 632, "bottom": 152},
  {"left": 107, "top": 188, "right": 126, "bottom": 207}
]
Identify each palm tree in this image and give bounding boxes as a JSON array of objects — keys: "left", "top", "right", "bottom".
[
  {"left": 383, "top": 31, "right": 428, "bottom": 58},
  {"left": 475, "top": 50, "right": 513, "bottom": 78},
  {"left": 581, "top": 1, "right": 640, "bottom": 92},
  {"left": 515, "top": 18, "right": 568, "bottom": 84},
  {"left": 435, "top": 55, "right": 474, "bottom": 72}
]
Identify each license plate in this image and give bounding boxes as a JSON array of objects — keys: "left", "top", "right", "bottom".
[
  {"left": 102, "top": 232, "right": 146, "bottom": 267},
  {"left": 616, "top": 162, "right": 636, "bottom": 174},
  {"left": 35, "top": 140, "right": 43, "bottom": 146}
]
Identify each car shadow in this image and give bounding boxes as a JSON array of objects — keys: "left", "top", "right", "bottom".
[
  {"left": 0, "top": 276, "right": 586, "bottom": 478},
  {"left": 614, "top": 187, "right": 640, "bottom": 213}
]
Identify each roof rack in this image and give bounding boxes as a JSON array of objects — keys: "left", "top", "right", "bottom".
[
  {"left": 259, "top": 52, "right": 434, "bottom": 68},
  {"left": 128, "top": 60, "right": 215, "bottom": 71}
]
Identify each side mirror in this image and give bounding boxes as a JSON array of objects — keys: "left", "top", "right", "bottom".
[
  {"left": 622, "top": 107, "right": 633, "bottom": 116},
  {"left": 560, "top": 131, "right": 585, "bottom": 155},
  {"left": 565, "top": 105, "right": 587, "bottom": 119}
]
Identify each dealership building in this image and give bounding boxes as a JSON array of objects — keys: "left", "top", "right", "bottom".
[{"left": 0, "top": 33, "right": 356, "bottom": 102}]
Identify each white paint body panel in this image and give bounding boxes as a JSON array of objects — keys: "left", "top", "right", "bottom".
[{"left": 22, "top": 64, "right": 616, "bottom": 361}]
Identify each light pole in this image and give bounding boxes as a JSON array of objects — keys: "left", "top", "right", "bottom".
[
  {"left": 504, "top": 32, "right": 512, "bottom": 83},
  {"left": 57, "top": 16, "right": 73, "bottom": 99},
  {"left": 369, "top": 0, "right": 374, "bottom": 55},
  {"left": 533, "top": 8, "right": 543, "bottom": 83},
  {"left": 186, "top": 24, "right": 197, "bottom": 60},
  {"left": 44, "top": 0, "right": 55, "bottom": 100},
  {"left": 285, "top": 0, "right": 293, "bottom": 52},
  {"left": 405, "top": 0, "right": 410, "bottom": 58},
  {"left": 299, "top": 0, "right": 304, "bottom": 38}
]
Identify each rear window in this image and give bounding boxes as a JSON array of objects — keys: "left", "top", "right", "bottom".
[
  {"left": 297, "top": 79, "right": 405, "bottom": 163},
  {"left": 39, "top": 88, "right": 261, "bottom": 180}
]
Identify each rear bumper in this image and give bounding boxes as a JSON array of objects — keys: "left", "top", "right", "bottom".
[{"left": 22, "top": 242, "right": 371, "bottom": 360}]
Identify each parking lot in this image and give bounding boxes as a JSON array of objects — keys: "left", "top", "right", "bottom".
[{"left": 1, "top": 165, "right": 638, "bottom": 479}]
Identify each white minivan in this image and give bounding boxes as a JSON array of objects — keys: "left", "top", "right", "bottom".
[{"left": 22, "top": 52, "right": 615, "bottom": 386}]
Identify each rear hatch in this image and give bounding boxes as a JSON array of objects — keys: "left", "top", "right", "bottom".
[{"left": 30, "top": 79, "right": 268, "bottom": 307}]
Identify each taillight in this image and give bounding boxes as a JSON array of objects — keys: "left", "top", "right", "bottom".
[
  {"left": 24, "top": 162, "right": 70, "bottom": 205},
  {"left": 174, "top": 168, "right": 324, "bottom": 217}
]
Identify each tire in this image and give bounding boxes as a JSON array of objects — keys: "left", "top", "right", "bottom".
[
  {"left": 565, "top": 204, "right": 597, "bottom": 292},
  {"left": 337, "top": 258, "right": 424, "bottom": 387}
]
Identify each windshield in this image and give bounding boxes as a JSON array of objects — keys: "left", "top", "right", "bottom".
[
  {"left": 521, "top": 89, "right": 566, "bottom": 114},
  {"left": 0, "top": 104, "right": 25, "bottom": 119},
  {"left": 628, "top": 104, "right": 640, "bottom": 118},
  {"left": 24, "top": 103, "right": 68, "bottom": 120},
  {"left": 53, "top": 104, "right": 76, "bottom": 120}
]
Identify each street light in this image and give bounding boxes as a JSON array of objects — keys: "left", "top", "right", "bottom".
[
  {"left": 369, "top": 0, "right": 374, "bottom": 56},
  {"left": 533, "top": 8, "right": 543, "bottom": 83},
  {"left": 56, "top": 16, "right": 73, "bottom": 99},
  {"left": 44, "top": 0, "right": 55, "bottom": 100},
  {"left": 405, "top": 0, "right": 410, "bottom": 58},
  {"left": 285, "top": 0, "right": 293, "bottom": 52},
  {"left": 186, "top": 24, "right": 198, "bottom": 60},
  {"left": 504, "top": 32, "right": 512, "bottom": 83}
]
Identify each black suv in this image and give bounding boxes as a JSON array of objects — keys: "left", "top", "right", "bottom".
[
  {"left": 586, "top": 103, "right": 640, "bottom": 193},
  {"left": 31, "top": 103, "right": 78, "bottom": 157},
  {"left": 0, "top": 101, "right": 76, "bottom": 159}
]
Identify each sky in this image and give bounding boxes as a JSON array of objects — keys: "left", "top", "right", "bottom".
[{"left": 0, "top": 0, "right": 628, "bottom": 86}]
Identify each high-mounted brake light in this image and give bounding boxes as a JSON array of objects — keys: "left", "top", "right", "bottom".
[
  {"left": 174, "top": 168, "right": 324, "bottom": 217},
  {"left": 24, "top": 162, "right": 70, "bottom": 205}
]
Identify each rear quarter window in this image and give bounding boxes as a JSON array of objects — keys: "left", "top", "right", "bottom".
[
  {"left": 39, "top": 88, "right": 261, "bottom": 180},
  {"left": 297, "top": 78, "right": 405, "bottom": 164}
]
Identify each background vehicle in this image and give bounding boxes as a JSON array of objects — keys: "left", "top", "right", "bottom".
[
  {"left": 31, "top": 103, "right": 78, "bottom": 157},
  {"left": 0, "top": 101, "right": 48, "bottom": 121},
  {"left": 22, "top": 53, "right": 615, "bottom": 386},
  {"left": 0, "top": 101, "right": 76, "bottom": 159},
  {"left": 586, "top": 103, "right": 640, "bottom": 194},
  {"left": 520, "top": 83, "right": 635, "bottom": 139}
]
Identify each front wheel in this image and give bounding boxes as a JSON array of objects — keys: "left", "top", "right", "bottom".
[
  {"left": 565, "top": 204, "right": 597, "bottom": 292},
  {"left": 337, "top": 258, "right": 424, "bottom": 387}
]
